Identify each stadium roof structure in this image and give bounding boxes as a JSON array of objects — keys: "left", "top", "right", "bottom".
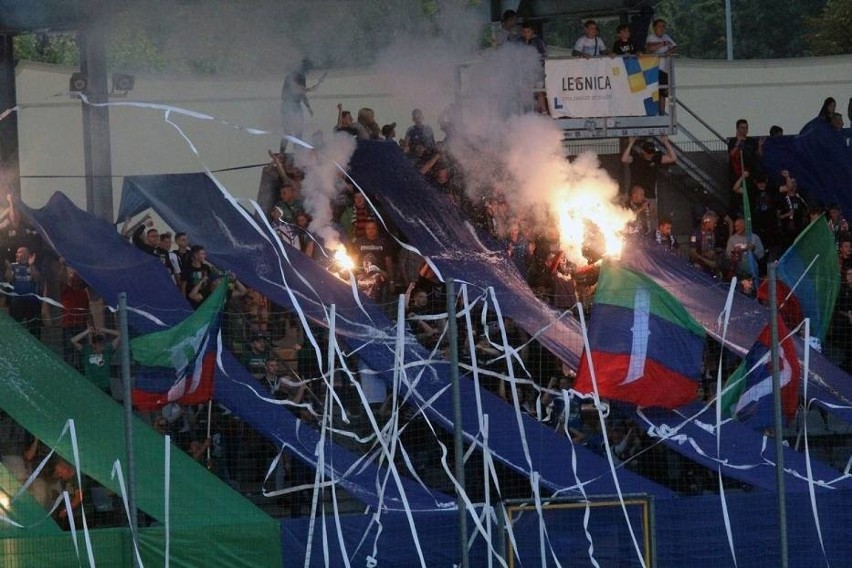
[
  {"left": 495, "top": 0, "right": 661, "bottom": 21},
  {"left": 0, "top": 0, "right": 664, "bottom": 34}
]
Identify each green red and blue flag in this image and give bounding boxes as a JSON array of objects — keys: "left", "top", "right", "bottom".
[{"left": 575, "top": 263, "right": 705, "bottom": 409}]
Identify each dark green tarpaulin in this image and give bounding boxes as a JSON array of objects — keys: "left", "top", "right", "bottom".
[
  {"left": 0, "top": 462, "right": 62, "bottom": 536},
  {"left": 0, "top": 312, "right": 282, "bottom": 566}
]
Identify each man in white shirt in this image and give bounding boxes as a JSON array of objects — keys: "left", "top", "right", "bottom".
[
  {"left": 572, "top": 20, "right": 608, "bottom": 58},
  {"left": 726, "top": 217, "right": 765, "bottom": 278},
  {"left": 645, "top": 19, "right": 677, "bottom": 114}
]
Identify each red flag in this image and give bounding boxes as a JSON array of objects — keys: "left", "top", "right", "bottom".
[
  {"left": 132, "top": 352, "right": 217, "bottom": 412},
  {"left": 721, "top": 317, "right": 800, "bottom": 426},
  {"left": 757, "top": 280, "right": 804, "bottom": 332}
]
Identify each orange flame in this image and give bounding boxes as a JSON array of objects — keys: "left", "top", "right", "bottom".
[
  {"left": 550, "top": 185, "right": 633, "bottom": 265},
  {"left": 333, "top": 246, "right": 355, "bottom": 272}
]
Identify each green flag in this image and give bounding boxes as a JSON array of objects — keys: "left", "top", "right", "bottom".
[
  {"left": 130, "top": 278, "right": 228, "bottom": 373},
  {"left": 776, "top": 216, "right": 839, "bottom": 343},
  {"left": 740, "top": 176, "right": 760, "bottom": 280}
]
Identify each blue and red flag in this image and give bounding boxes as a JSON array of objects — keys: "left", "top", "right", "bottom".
[
  {"left": 130, "top": 279, "right": 227, "bottom": 412},
  {"left": 720, "top": 317, "right": 800, "bottom": 428},
  {"left": 575, "top": 263, "right": 706, "bottom": 409}
]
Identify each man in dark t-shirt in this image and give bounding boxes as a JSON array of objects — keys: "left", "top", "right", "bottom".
[
  {"left": 242, "top": 334, "right": 269, "bottom": 379},
  {"left": 727, "top": 119, "right": 764, "bottom": 192},
  {"left": 733, "top": 172, "right": 780, "bottom": 253},
  {"left": 351, "top": 221, "right": 394, "bottom": 277},
  {"left": 351, "top": 221, "right": 395, "bottom": 299},
  {"left": 612, "top": 24, "right": 639, "bottom": 55},
  {"left": 620, "top": 136, "right": 676, "bottom": 199},
  {"left": 180, "top": 245, "right": 213, "bottom": 308}
]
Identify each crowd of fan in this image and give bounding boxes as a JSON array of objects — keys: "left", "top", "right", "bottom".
[{"left": 1, "top": 18, "right": 850, "bottom": 520}]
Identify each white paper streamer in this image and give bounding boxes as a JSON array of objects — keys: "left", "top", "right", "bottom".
[
  {"left": 715, "top": 278, "right": 739, "bottom": 568},
  {"left": 799, "top": 319, "right": 830, "bottom": 567},
  {"left": 67, "top": 419, "right": 96, "bottom": 568},
  {"left": 563, "top": 390, "right": 601, "bottom": 568},
  {"left": 576, "top": 305, "right": 647, "bottom": 568},
  {"left": 111, "top": 459, "right": 145, "bottom": 567}
]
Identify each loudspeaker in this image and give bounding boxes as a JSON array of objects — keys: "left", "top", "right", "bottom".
[
  {"left": 69, "top": 72, "right": 87, "bottom": 92},
  {"left": 112, "top": 73, "right": 135, "bottom": 92}
]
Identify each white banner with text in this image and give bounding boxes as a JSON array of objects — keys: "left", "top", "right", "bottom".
[{"left": 545, "top": 56, "right": 660, "bottom": 118}]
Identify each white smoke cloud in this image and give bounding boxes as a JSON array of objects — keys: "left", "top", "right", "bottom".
[
  {"left": 367, "top": 28, "right": 633, "bottom": 264},
  {"left": 96, "top": 1, "right": 630, "bottom": 265},
  {"left": 294, "top": 133, "right": 357, "bottom": 250}
]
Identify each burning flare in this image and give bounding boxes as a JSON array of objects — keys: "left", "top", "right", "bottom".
[
  {"left": 551, "top": 184, "right": 634, "bottom": 265},
  {"left": 333, "top": 246, "right": 355, "bottom": 272}
]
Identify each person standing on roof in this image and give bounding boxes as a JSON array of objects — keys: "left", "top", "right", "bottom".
[{"left": 280, "top": 59, "right": 314, "bottom": 151}]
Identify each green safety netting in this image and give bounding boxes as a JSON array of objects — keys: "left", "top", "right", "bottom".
[{"left": 0, "top": 312, "right": 282, "bottom": 567}]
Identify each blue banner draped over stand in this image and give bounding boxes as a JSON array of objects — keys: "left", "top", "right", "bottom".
[
  {"left": 762, "top": 121, "right": 852, "bottom": 219},
  {"left": 22, "top": 193, "right": 451, "bottom": 512},
  {"left": 16, "top": 136, "right": 852, "bottom": 564},
  {"left": 279, "top": 489, "right": 852, "bottom": 567},
  {"left": 345, "top": 140, "right": 852, "bottom": 491},
  {"left": 115, "top": 172, "right": 670, "bottom": 498},
  {"left": 621, "top": 244, "right": 852, "bottom": 424}
]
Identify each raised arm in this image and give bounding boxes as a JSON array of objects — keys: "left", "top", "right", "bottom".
[
  {"left": 27, "top": 251, "right": 41, "bottom": 283},
  {"left": 660, "top": 135, "right": 677, "bottom": 165},
  {"left": 71, "top": 326, "right": 93, "bottom": 351},
  {"left": 99, "top": 327, "right": 122, "bottom": 350},
  {"left": 121, "top": 213, "right": 151, "bottom": 239},
  {"left": 732, "top": 171, "right": 749, "bottom": 195},
  {"left": 188, "top": 276, "right": 208, "bottom": 304},
  {"left": 778, "top": 170, "right": 797, "bottom": 194},
  {"left": 621, "top": 137, "right": 636, "bottom": 164},
  {"left": 267, "top": 150, "right": 292, "bottom": 185},
  {"left": 419, "top": 151, "right": 441, "bottom": 175}
]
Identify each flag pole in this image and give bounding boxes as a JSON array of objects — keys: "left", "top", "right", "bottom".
[
  {"left": 206, "top": 400, "right": 213, "bottom": 470},
  {"left": 767, "top": 263, "right": 789, "bottom": 568},
  {"left": 740, "top": 145, "right": 759, "bottom": 285},
  {"left": 118, "top": 292, "right": 140, "bottom": 566}
]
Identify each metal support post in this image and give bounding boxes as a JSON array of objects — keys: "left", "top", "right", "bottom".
[
  {"left": 0, "top": 34, "right": 20, "bottom": 200},
  {"left": 78, "top": 24, "right": 114, "bottom": 221},
  {"left": 118, "top": 293, "right": 140, "bottom": 566},
  {"left": 446, "top": 278, "right": 469, "bottom": 568},
  {"left": 767, "top": 264, "right": 788, "bottom": 568}
]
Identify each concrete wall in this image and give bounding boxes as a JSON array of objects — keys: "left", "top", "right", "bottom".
[
  {"left": 10, "top": 54, "right": 852, "bottom": 215},
  {"left": 13, "top": 62, "right": 437, "bottom": 217},
  {"left": 674, "top": 55, "right": 852, "bottom": 140}
]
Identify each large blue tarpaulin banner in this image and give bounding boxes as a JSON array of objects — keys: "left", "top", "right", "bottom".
[
  {"left": 22, "top": 193, "right": 450, "bottom": 512},
  {"left": 22, "top": 141, "right": 850, "bottom": 502},
  {"left": 345, "top": 141, "right": 852, "bottom": 491},
  {"left": 763, "top": 120, "right": 852, "bottom": 219},
  {"left": 115, "top": 171, "right": 671, "bottom": 498},
  {"left": 279, "top": 489, "right": 852, "bottom": 568}
]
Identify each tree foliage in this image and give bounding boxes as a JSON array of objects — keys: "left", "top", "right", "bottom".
[
  {"left": 654, "top": 0, "right": 726, "bottom": 58},
  {"left": 806, "top": 0, "right": 852, "bottom": 55},
  {"left": 654, "top": 0, "right": 828, "bottom": 59},
  {"left": 13, "top": 33, "right": 79, "bottom": 66},
  {"left": 11, "top": 0, "right": 485, "bottom": 75}
]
